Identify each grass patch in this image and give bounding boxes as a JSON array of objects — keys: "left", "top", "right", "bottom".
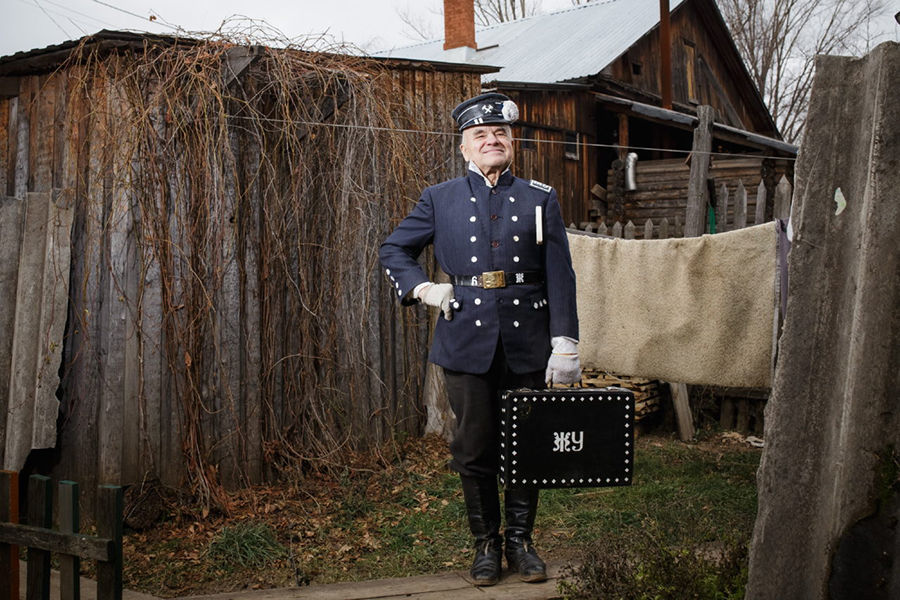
[
  {"left": 121, "top": 432, "right": 761, "bottom": 597},
  {"left": 207, "top": 522, "right": 286, "bottom": 568}
]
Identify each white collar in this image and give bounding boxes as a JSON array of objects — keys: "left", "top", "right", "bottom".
[{"left": 468, "top": 161, "right": 510, "bottom": 187}]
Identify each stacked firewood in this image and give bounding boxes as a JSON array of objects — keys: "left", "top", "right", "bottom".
[{"left": 581, "top": 369, "right": 665, "bottom": 421}]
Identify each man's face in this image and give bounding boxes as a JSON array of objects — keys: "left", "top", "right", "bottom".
[{"left": 460, "top": 125, "right": 513, "bottom": 174}]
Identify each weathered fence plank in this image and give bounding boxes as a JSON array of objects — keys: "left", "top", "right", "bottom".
[
  {"left": 96, "top": 485, "right": 123, "bottom": 600},
  {"left": 734, "top": 180, "right": 748, "bottom": 230},
  {"left": 755, "top": 180, "right": 767, "bottom": 224},
  {"left": 720, "top": 398, "right": 735, "bottom": 430},
  {"left": 685, "top": 106, "right": 714, "bottom": 237},
  {"left": 669, "top": 382, "right": 695, "bottom": 441},
  {"left": 0, "top": 196, "right": 25, "bottom": 467},
  {"left": 26, "top": 475, "right": 51, "bottom": 600},
  {"left": 0, "top": 470, "right": 19, "bottom": 600},
  {"left": 58, "top": 482, "right": 79, "bottom": 600},
  {"left": 659, "top": 217, "right": 669, "bottom": 239},
  {"left": 716, "top": 182, "right": 729, "bottom": 232},
  {"left": 774, "top": 175, "right": 792, "bottom": 219},
  {"left": 0, "top": 523, "right": 111, "bottom": 563},
  {"left": 643, "top": 218, "right": 654, "bottom": 240},
  {"left": 611, "top": 221, "right": 622, "bottom": 238}
]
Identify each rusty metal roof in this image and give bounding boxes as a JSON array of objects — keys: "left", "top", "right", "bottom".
[{"left": 375, "top": 0, "right": 687, "bottom": 84}]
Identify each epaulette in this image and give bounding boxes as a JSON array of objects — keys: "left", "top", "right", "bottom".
[{"left": 529, "top": 179, "right": 552, "bottom": 193}]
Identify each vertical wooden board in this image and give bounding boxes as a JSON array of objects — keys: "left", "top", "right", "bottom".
[
  {"left": 55, "top": 64, "right": 103, "bottom": 502},
  {"left": 754, "top": 180, "right": 767, "bottom": 224},
  {"left": 716, "top": 182, "right": 729, "bottom": 232},
  {"left": 58, "top": 481, "right": 80, "bottom": 600},
  {"left": 774, "top": 175, "right": 792, "bottom": 220},
  {"left": 89, "top": 71, "right": 123, "bottom": 486},
  {"left": 735, "top": 399, "right": 750, "bottom": 432},
  {"left": 4, "top": 96, "right": 17, "bottom": 199},
  {"left": 31, "top": 188, "right": 73, "bottom": 451},
  {"left": 720, "top": 398, "right": 735, "bottom": 429},
  {"left": 0, "top": 99, "right": 8, "bottom": 195},
  {"left": 5, "top": 192, "right": 51, "bottom": 470},
  {"left": 0, "top": 195, "right": 25, "bottom": 467},
  {"left": 0, "top": 471, "right": 20, "bottom": 600},
  {"left": 25, "top": 475, "right": 51, "bottom": 600},
  {"left": 241, "top": 132, "right": 262, "bottom": 483},
  {"left": 51, "top": 70, "right": 68, "bottom": 192},
  {"left": 121, "top": 156, "right": 143, "bottom": 485},
  {"left": 733, "top": 180, "right": 748, "bottom": 229},
  {"left": 669, "top": 382, "right": 694, "bottom": 441},
  {"left": 30, "top": 73, "right": 56, "bottom": 193},
  {"left": 218, "top": 128, "right": 243, "bottom": 487},
  {"left": 96, "top": 485, "right": 123, "bottom": 600},
  {"left": 138, "top": 187, "right": 164, "bottom": 483},
  {"left": 160, "top": 103, "right": 185, "bottom": 490},
  {"left": 13, "top": 83, "right": 29, "bottom": 199}
]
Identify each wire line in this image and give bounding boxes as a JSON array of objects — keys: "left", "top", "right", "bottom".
[{"left": 224, "top": 114, "right": 797, "bottom": 161}]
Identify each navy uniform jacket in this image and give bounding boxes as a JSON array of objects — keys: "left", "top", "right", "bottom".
[{"left": 379, "top": 168, "right": 579, "bottom": 375}]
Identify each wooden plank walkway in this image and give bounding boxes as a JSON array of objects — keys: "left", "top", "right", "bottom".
[
  {"left": 18, "top": 558, "right": 568, "bottom": 599},
  {"left": 175, "top": 563, "right": 567, "bottom": 600},
  {"left": 16, "top": 562, "right": 158, "bottom": 600}
]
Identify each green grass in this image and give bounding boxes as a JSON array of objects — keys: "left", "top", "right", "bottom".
[
  {"left": 206, "top": 521, "right": 286, "bottom": 569},
  {"left": 123, "top": 433, "right": 761, "bottom": 598}
]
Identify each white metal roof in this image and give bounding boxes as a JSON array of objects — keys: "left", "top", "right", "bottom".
[{"left": 375, "top": 0, "right": 687, "bottom": 84}]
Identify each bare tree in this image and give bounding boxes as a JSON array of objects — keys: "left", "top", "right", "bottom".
[
  {"left": 397, "top": 0, "right": 543, "bottom": 41},
  {"left": 474, "top": 1, "right": 543, "bottom": 26},
  {"left": 396, "top": 3, "right": 441, "bottom": 41},
  {"left": 718, "top": 0, "right": 887, "bottom": 143}
]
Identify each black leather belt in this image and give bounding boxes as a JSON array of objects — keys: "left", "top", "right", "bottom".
[{"left": 451, "top": 270, "right": 543, "bottom": 289}]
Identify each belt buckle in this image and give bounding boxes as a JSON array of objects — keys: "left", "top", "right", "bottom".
[{"left": 482, "top": 270, "right": 506, "bottom": 289}]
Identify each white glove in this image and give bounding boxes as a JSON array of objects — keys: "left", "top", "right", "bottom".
[
  {"left": 545, "top": 336, "right": 581, "bottom": 385},
  {"left": 418, "top": 283, "right": 454, "bottom": 320}
]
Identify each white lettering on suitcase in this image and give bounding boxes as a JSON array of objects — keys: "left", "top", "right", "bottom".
[{"left": 553, "top": 431, "right": 584, "bottom": 453}]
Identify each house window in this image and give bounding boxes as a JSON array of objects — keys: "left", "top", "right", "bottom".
[
  {"left": 632, "top": 62, "right": 642, "bottom": 76},
  {"left": 564, "top": 131, "right": 580, "bottom": 160},
  {"left": 684, "top": 40, "right": 698, "bottom": 103},
  {"left": 521, "top": 126, "right": 536, "bottom": 150}
]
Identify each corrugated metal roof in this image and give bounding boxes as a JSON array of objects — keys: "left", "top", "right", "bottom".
[{"left": 375, "top": 0, "right": 686, "bottom": 84}]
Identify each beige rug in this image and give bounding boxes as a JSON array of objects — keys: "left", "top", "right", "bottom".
[{"left": 568, "top": 223, "right": 777, "bottom": 388}]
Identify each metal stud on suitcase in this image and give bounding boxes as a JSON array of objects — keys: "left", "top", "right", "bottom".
[{"left": 499, "top": 387, "right": 634, "bottom": 489}]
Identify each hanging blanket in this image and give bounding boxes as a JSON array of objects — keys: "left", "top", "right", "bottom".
[{"left": 567, "top": 223, "right": 777, "bottom": 388}]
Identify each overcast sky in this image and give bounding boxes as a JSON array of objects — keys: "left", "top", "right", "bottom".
[
  {"left": 2, "top": 0, "right": 582, "bottom": 57},
  {"left": 4, "top": 0, "right": 898, "bottom": 58}
]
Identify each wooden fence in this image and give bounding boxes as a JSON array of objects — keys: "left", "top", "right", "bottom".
[
  {"left": 0, "top": 33, "right": 485, "bottom": 506},
  {"left": 574, "top": 173, "right": 793, "bottom": 241},
  {"left": 0, "top": 472, "right": 123, "bottom": 600}
]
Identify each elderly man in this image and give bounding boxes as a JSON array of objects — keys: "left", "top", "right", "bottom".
[{"left": 379, "top": 93, "right": 580, "bottom": 586}]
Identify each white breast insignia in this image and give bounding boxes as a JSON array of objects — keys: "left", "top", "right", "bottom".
[{"left": 529, "top": 180, "right": 552, "bottom": 193}]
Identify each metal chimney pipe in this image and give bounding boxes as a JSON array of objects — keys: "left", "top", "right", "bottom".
[
  {"left": 659, "top": 0, "right": 673, "bottom": 110},
  {"left": 625, "top": 152, "right": 639, "bottom": 191}
]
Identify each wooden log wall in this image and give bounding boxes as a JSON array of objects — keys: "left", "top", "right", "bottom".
[
  {"left": 0, "top": 43, "right": 481, "bottom": 506},
  {"left": 604, "top": 156, "right": 792, "bottom": 239}
]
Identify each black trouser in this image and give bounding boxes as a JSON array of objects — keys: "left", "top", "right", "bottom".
[{"left": 443, "top": 341, "right": 544, "bottom": 477}]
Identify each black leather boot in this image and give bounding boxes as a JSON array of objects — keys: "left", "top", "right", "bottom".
[
  {"left": 504, "top": 487, "right": 547, "bottom": 583},
  {"left": 460, "top": 475, "right": 503, "bottom": 586}
]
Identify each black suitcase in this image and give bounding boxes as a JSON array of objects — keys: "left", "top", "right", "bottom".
[{"left": 499, "top": 387, "right": 634, "bottom": 489}]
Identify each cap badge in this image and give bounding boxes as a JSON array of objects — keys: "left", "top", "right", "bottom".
[{"left": 501, "top": 100, "right": 519, "bottom": 122}]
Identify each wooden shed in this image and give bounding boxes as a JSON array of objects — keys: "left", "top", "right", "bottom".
[{"left": 0, "top": 30, "right": 489, "bottom": 507}]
